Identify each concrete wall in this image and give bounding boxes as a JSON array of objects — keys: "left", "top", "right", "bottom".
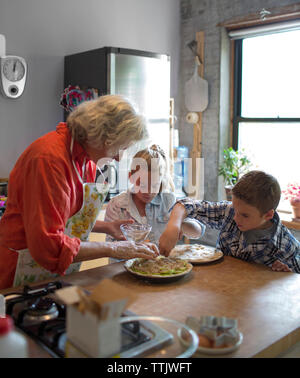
[
  {"left": 178, "top": 0, "right": 300, "bottom": 201},
  {"left": 0, "top": 0, "right": 180, "bottom": 177}
]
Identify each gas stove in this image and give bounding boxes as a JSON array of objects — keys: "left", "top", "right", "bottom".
[{"left": 3, "top": 281, "right": 172, "bottom": 358}]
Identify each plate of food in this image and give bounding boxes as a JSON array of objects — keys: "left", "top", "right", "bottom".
[
  {"left": 178, "top": 316, "right": 243, "bottom": 356},
  {"left": 169, "top": 244, "right": 223, "bottom": 265},
  {"left": 178, "top": 326, "right": 243, "bottom": 356},
  {"left": 124, "top": 256, "right": 193, "bottom": 283}
]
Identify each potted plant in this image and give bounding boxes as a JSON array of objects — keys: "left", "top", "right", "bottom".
[
  {"left": 218, "top": 147, "right": 252, "bottom": 200},
  {"left": 282, "top": 182, "right": 300, "bottom": 221}
]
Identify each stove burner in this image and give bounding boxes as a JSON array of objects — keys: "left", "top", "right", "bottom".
[
  {"left": 23, "top": 298, "right": 59, "bottom": 324},
  {"left": 5, "top": 281, "right": 63, "bottom": 315},
  {"left": 28, "top": 297, "right": 57, "bottom": 315}
]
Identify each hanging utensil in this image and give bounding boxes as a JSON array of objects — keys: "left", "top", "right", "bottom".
[{"left": 184, "top": 56, "right": 208, "bottom": 112}]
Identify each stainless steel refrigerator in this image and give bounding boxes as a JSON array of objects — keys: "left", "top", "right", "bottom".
[{"left": 64, "top": 46, "right": 171, "bottom": 195}]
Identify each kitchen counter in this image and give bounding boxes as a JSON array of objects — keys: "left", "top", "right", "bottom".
[{"left": 1, "top": 256, "right": 300, "bottom": 358}]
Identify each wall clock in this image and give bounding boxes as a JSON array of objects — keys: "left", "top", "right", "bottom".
[{"left": 0, "top": 55, "right": 27, "bottom": 98}]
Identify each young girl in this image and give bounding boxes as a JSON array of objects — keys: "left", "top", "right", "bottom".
[{"left": 104, "top": 144, "right": 205, "bottom": 253}]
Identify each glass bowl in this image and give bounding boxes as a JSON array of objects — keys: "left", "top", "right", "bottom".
[
  {"left": 117, "top": 315, "right": 199, "bottom": 358},
  {"left": 120, "top": 223, "right": 152, "bottom": 242}
]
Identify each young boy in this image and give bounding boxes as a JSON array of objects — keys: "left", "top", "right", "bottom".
[{"left": 159, "top": 170, "right": 300, "bottom": 273}]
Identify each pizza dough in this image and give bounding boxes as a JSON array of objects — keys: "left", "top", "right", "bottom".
[
  {"left": 129, "top": 257, "right": 190, "bottom": 276},
  {"left": 169, "top": 244, "right": 223, "bottom": 263},
  {"left": 124, "top": 257, "right": 193, "bottom": 282}
]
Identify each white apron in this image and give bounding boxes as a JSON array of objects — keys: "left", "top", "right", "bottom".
[{"left": 12, "top": 138, "right": 109, "bottom": 287}]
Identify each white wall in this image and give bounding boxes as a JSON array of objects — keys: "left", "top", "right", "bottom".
[{"left": 0, "top": 0, "right": 180, "bottom": 177}]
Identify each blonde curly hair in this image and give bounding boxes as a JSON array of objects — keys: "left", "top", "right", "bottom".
[{"left": 66, "top": 95, "right": 148, "bottom": 152}]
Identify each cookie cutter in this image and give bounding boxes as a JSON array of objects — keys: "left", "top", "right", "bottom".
[{"left": 186, "top": 315, "right": 240, "bottom": 348}]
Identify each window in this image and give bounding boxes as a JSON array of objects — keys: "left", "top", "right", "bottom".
[{"left": 232, "top": 26, "right": 300, "bottom": 210}]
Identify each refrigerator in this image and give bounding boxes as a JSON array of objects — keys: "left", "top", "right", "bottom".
[{"left": 64, "top": 47, "right": 171, "bottom": 195}]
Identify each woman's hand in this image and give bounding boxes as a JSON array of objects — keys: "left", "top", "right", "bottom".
[
  {"left": 158, "top": 224, "right": 181, "bottom": 256},
  {"left": 110, "top": 241, "right": 159, "bottom": 260},
  {"left": 75, "top": 240, "right": 158, "bottom": 263}
]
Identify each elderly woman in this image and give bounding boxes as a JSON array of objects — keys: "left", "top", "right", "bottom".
[{"left": 0, "top": 95, "right": 158, "bottom": 289}]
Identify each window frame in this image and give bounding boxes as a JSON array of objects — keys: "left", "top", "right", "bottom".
[
  {"left": 232, "top": 36, "right": 300, "bottom": 150},
  {"left": 219, "top": 4, "right": 300, "bottom": 228}
]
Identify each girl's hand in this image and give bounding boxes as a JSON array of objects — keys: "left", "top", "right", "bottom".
[
  {"left": 110, "top": 241, "right": 159, "bottom": 260},
  {"left": 104, "top": 219, "right": 134, "bottom": 240},
  {"left": 158, "top": 224, "right": 181, "bottom": 256}
]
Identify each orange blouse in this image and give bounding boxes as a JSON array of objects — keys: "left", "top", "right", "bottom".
[{"left": 0, "top": 123, "right": 97, "bottom": 289}]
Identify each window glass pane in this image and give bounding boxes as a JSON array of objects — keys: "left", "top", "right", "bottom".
[
  {"left": 241, "top": 30, "right": 300, "bottom": 118},
  {"left": 238, "top": 122, "right": 300, "bottom": 209}
]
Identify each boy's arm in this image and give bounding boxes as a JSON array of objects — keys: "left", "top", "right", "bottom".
[
  {"left": 251, "top": 227, "right": 300, "bottom": 273},
  {"left": 181, "top": 218, "right": 206, "bottom": 239},
  {"left": 159, "top": 203, "right": 187, "bottom": 256},
  {"left": 162, "top": 193, "right": 205, "bottom": 240},
  {"left": 159, "top": 199, "right": 230, "bottom": 256},
  {"left": 271, "top": 246, "right": 300, "bottom": 273},
  {"left": 177, "top": 198, "right": 230, "bottom": 229}
]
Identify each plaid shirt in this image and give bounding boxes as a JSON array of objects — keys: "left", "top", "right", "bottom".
[{"left": 178, "top": 199, "right": 300, "bottom": 273}]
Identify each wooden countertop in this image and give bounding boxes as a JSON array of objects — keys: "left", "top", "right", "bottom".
[
  {"left": 279, "top": 211, "right": 300, "bottom": 231},
  {"left": 2, "top": 256, "right": 300, "bottom": 358}
]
